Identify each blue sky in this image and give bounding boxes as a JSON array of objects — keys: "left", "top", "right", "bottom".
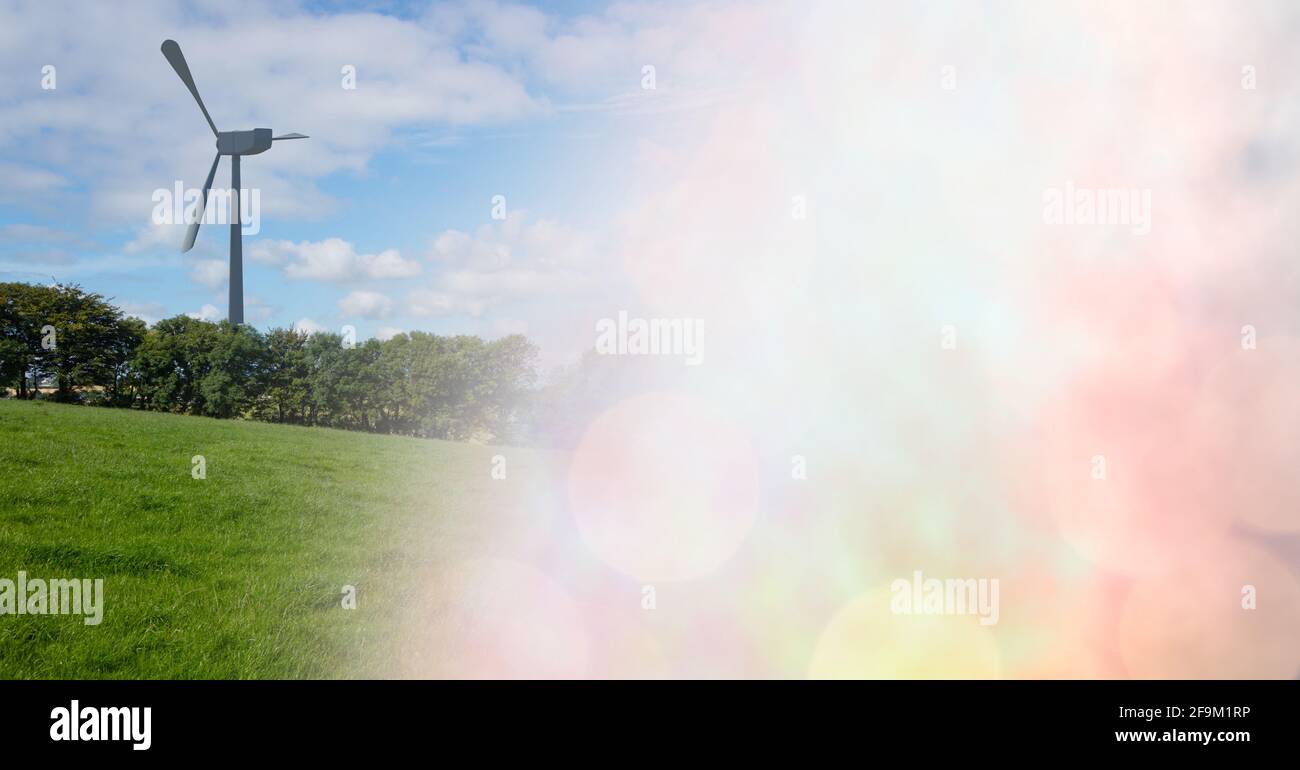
[{"left": 0, "top": 0, "right": 714, "bottom": 366}]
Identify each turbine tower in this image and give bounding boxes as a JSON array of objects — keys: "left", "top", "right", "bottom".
[{"left": 161, "top": 39, "right": 307, "bottom": 325}]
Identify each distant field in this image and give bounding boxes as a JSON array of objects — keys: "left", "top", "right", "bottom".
[{"left": 0, "top": 399, "right": 556, "bottom": 678}]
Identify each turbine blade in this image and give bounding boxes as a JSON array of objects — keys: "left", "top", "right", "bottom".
[
  {"left": 272, "top": 133, "right": 309, "bottom": 140},
  {"left": 161, "top": 39, "right": 219, "bottom": 137},
  {"left": 182, "top": 152, "right": 222, "bottom": 253}
]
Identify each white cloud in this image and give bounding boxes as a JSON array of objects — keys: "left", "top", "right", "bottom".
[
  {"left": 251, "top": 238, "right": 420, "bottom": 282},
  {"left": 362, "top": 250, "right": 422, "bottom": 279},
  {"left": 118, "top": 300, "right": 168, "bottom": 325},
  {"left": 124, "top": 224, "right": 182, "bottom": 254},
  {"left": 292, "top": 317, "right": 329, "bottom": 335},
  {"left": 0, "top": 248, "right": 74, "bottom": 265},
  {"left": 375, "top": 326, "right": 405, "bottom": 341},
  {"left": 408, "top": 288, "right": 487, "bottom": 318},
  {"left": 245, "top": 295, "right": 277, "bottom": 323},
  {"left": 437, "top": 0, "right": 764, "bottom": 113},
  {"left": 338, "top": 289, "right": 393, "bottom": 319},
  {"left": 187, "top": 303, "right": 222, "bottom": 322},
  {"left": 190, "top": 259, "right": 226, "bottom": 288},
  {"left": 180, "top": 294, "right": 270, "bottom": 324},
  {"left": 0, "top": 224, "right": 76, "bottom": 243},
  {"left": 411, "top": 210, "right": 596, "bottom": 318},
  {"left": 0, "top": 224, "right": 92, "bottom": 267},
  {"left": 428, "top": 211, "right": 594, "bottom": 270},
  {"left": 0, "top": 163, "right": 66, "bottom": 202}
]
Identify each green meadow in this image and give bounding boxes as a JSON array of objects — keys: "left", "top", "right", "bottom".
[{"left": 0, "top": 398, "right": 554, "bottom": 678}]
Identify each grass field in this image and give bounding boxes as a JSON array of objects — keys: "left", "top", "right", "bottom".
[{"left": 0, "top": 398, "right": 556, "bottom": 678}]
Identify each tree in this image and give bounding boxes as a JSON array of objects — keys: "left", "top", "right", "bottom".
[
  {"left": 35, "top": 285, "right": 132, "bottom": 401},
  {"left": 303, "top": 332, "right": 348, "bottom": 427},
  {"left": 0, "top": 282, "right": 138, "bottom": 400},
  {"left": 132, "top": 316, "right": 267, "bottom": 417},
  {"left": 197, "top": 322, "right": 266, "bottom": 418},
  {"left": 256, "top": 328, "right": 311, "bottom": 423},
  {"left": 0, "top": 338, "right": 26, "bottom": 397},
  {"left": 0, "top": 281, "right": 51, "bottom": 397},
  {"left": 132, "top": 315, "right": 214, "bottom": 413},
  {"left": 86, "top": 315, "right": 146, "bottom": 407},
  {"left": 477, "top": 334, "right": 539, "bottom": 441}
]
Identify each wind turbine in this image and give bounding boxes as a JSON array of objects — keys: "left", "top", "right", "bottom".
[{"left": 161, "top": 39, "right": 307, "bottom": 325}]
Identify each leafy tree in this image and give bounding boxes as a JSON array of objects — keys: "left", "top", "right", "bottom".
[
  {"left": 256, "top": 328, "right": 311, "bottom": 423},
  {"left": 0, "top": 282, "right": 138, "bottom": 401},
  {"left": 132, "top": 315, "right": 213, "bottom": 413},
  {"left": 197, "top": 323, "right": 265, "bottom": 418},
  {"left": 478, "top": 334, "right": 539, "bottom": 441},
  {"left": 0, "top": 281, "right": 53, "bottom": 397},
  {"left": 33, "top": 285, "right": 132, "bottom": 401},
  {"left": 303, "top": 332, "right": 348, "bottom": 426},
  {"left": 84, "top": 315, "right": 146, "bottom": 407},
  {"left": 0, "top": 338, "right": 26, "bottom": 397},
  {"left": 132, "top": 316, "right": 267, "bottom": 417}
]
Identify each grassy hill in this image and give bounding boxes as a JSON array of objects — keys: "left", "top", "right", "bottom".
[{"left": 0, "top": 398, "right": 555, "bottom": 678}]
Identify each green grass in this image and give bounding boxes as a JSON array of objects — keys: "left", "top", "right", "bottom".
[{"left": 0, "top": 398, "right": 556, "bottom": 678}]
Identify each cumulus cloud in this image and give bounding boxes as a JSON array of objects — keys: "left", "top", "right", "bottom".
[
  {"left": 0, "top": 248, "right": 75, "bottom": 265},
  {"left": 123, "top": 224, "right": 182, "bottom": 254},
  {"left": 0, "top": 163, "right": 66, "bottom": 202},
  {"left": 408, "top": 288, "right": 488, "bottom": 318},
  {"left": 187, "top": 303, "right": 221, "bottom": 322},
  {"left": 292, "top": 317, "right": 329, "bottom": 335},
  {"left": 0, "top": 224, "right": 76, "bottom": 243},
  {"left": 411, "top": 210, "right": 596, "bottom": 317},
  {"left": 0, "top": 223, "right": 92, "bottom": 266},
  {"left": 190, "top": 259, "right": 226, "bottom": 288},
  {"left": 117, "top": 300, "right": 168, "bottom": 325},
  {"left": 433, "top": 0, "right": 771, "bottom": 112},
  {"left": 245, "top": 295, "right": 278, "bottom": 323},
  {"left": 338, "top": 289, "right": 394, "bottom": 319},
  {"left": 251, "top": 238, "right": 420, "bottom": 282}
]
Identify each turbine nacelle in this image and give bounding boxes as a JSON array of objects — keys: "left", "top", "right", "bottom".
[
  {"left": 216, "top": 129, "right": 309, "bottom": 156},
  {"left": 218, "top": 129, "right": 273, "bottom": 156}
]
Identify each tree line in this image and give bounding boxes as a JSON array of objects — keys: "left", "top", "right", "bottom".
[{"left": 0, "top": 282, "right": 540, "bottom": 443}]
